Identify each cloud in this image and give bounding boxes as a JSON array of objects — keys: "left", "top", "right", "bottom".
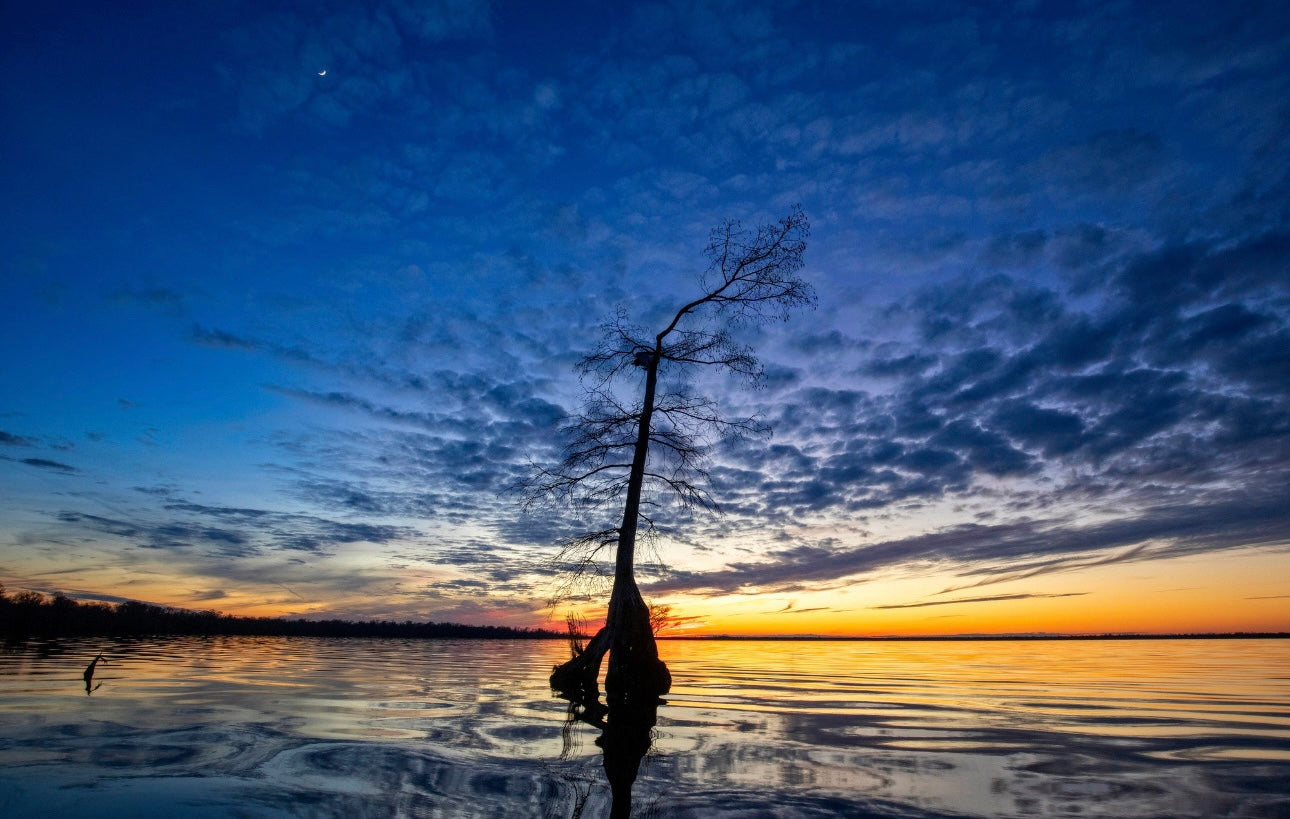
[
  {"left": 110, "top": 286, "right": 188, "bottom": 315},
  {"left": 656, "top": 481, "right": 1290, "bottom": 597},
  {"left": 191, "top": 325, "right": 325, "bottom": 367},
  {"left": 872, "top": 592, "right": 1088, "bottom": 610},
  {"left": 766, "top": 601, "right": 833, "bottom": 614},
  {"left": 990, "top": 401, "right": 1086, "bottom": 456},
  {"left": 86, "top": 129, "right": 1289, "bottom": 619},
  {"left": 55, "top": 502, "right": 417, "bottom": 559},
  {"left": 4, "top": 0, "right": 1288, "bottom": 627},
  {"left": 756, "top": 223, "right": 1285, "bottom": 515},
  {"left": 191, "top": 325, "right": 260, "bottom": 351},
  {"left": 12, "top": 457, "right": 79, "bottom": 473},
  {"left": 1036, "top": 129, "right": 1168, "bottom": 194}
]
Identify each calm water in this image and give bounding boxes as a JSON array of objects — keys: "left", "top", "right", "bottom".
[{"left": 1, "top": 637, "right": 1287, "bottom": 818}]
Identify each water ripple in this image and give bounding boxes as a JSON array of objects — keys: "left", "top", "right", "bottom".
[{"left": 1, "top": 636, "right": 1286, "bottom": 817}]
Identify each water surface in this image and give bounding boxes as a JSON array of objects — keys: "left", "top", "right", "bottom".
[{"left": 1, "top": 637, "right": 1287, "bottom": 817}]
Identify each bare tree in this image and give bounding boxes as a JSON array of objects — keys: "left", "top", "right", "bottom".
[{"left": 527, "top": 207, "right": 814, "bottom": 722}]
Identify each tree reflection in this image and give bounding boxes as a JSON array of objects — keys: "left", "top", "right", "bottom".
[{"left": 553, "top": 621, "right": 669, "bottom": 819}]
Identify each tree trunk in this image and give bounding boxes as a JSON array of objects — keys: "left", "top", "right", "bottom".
[
  {"left": 549, "top": 347, "right": 671, "bottom": 818},
  {"left": 550, "top": 346, "right": 671, "bottom": 768},
  {"left": 551, "top": 346, "right": 670, "bottom": 696}
]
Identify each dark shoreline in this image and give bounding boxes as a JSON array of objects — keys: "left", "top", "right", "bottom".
[{"left": 0, "top": 589, "right": 563, "bottom": 640}]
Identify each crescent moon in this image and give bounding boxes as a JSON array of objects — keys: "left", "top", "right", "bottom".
[{"left": 318, "top": 69, "right": 327, "bottom": 76}]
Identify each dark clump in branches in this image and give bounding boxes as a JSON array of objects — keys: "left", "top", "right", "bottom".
[{"left": 526, "top": 208, "right": 813, "bottom": 815}]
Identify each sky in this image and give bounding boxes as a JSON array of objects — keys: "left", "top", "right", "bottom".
[{"left": 2, "top": 0, "right": 1288, "bottom": 636}]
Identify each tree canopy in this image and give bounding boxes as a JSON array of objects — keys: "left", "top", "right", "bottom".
[{"left": 528, "top": 206, "right": 815, "bottom": 594}]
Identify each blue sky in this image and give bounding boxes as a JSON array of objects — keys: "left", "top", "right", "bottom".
[{"left": 2, "top": 0, "right": 1288, "bottom": 632}]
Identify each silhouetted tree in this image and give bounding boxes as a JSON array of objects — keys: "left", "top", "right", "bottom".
[{"left": 528, "top": 207, "right": 814, "bottom": 748}]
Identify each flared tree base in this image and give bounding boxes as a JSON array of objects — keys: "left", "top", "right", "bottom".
[{"left": 551, "top": 578, "right": 671, "bottom": 819}]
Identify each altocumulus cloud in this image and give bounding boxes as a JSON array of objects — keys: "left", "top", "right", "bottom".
[
  {"left": 56, "top": 503, "right": 415, "bottom": 558},
  {"left": 1, "top": 0, "right": 1287, "bottom": 621}
]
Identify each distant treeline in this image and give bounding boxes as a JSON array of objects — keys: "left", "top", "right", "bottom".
[{"left": 0, "top": 587, "right": 562, "bottom": 640}]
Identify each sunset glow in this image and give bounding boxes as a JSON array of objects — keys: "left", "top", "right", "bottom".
[{"left": 2, "top": 1, "right": 1288, "bottom": 637}]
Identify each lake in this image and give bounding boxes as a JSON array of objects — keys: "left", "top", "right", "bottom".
[{"left": 1, "top": 637, "right": 1287, "bottom": 817}]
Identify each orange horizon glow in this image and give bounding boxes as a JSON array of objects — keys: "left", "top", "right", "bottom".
[
  {"left": 635, "top": 545, "right": 1290, "bottom": 638},
  {"left": 6, "top": 543, "right": 1288, "bottom": 638},
  {"left": 7, "top": 582, "right": 1288, "bottom": 638}
]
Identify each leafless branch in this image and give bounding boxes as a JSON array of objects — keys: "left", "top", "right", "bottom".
[{"left": 524, "top": 208, "right": 814, "bottom": 607}]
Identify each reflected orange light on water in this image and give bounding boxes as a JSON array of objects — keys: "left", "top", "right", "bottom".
[{"left": 656, "top": 636, "right": 1290, "bottom": 741}]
